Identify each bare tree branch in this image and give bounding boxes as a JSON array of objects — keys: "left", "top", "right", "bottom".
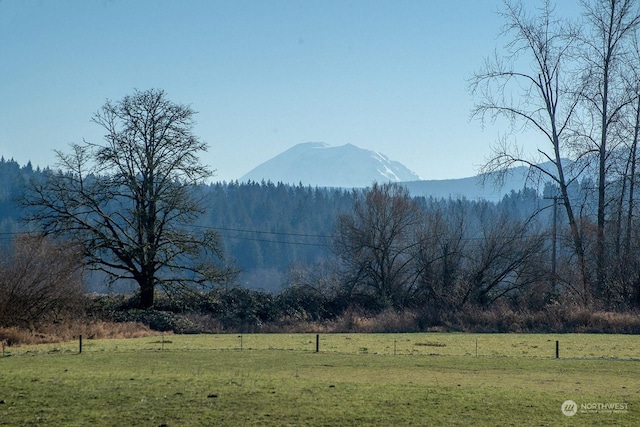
[{"left": 22, "top": 89, "right": 236, "bottom": 309}]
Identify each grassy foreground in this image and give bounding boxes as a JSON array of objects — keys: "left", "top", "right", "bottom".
[{"left": 1, "top": 333, "right": 640, "bottom": 426}]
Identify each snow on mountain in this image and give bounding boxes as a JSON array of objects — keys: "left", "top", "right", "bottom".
[
  {"left": 239, "top": 142, "right": 562, "bottom": 200},
  {"left": 240, "top": 142, "right": 421, "bottom": 188}
]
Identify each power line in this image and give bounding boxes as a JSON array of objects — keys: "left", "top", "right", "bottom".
[
  {"left": 217, "top": 233, "right": 330, "bottom": 248},
  {"left": 0, "top": 227, "right": 334, "bottom": 247},
  {"left": 196, "top": 224, "right": 334, "bottom": 240},
  {"left": 183, "top": 224, "right": 334, "bottom": 247}
]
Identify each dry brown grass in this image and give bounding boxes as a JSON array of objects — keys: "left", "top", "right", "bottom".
[
  {"left": 259, "top": 309, "right": 421, "bottom": 333},
  {"left": 3, "top": 305, "right": 640, "bottom": 346},
  {"left": 437, "top": 305, "right": 640, "bottom": 333},
  {"left": 0, "top": 320, "right": 161, "bottom": 346},
  {"left": 327, "top": 308, "right": 420, "bottom": 332},
  {"left": 258, "top": 306, "right": 640, "bottom": 334}
]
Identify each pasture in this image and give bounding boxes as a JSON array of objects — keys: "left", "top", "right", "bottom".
[{"left": 1, "top": 333, "right": 639, "bottom": 426}]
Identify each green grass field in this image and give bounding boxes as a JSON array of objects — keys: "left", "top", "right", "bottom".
[{"left": 1, "top": 333, "right": 639, "bottom": 426}]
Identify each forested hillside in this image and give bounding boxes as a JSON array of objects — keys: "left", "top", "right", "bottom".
[
  {"left": 0, "top": 158, "right": 34, "bottom": 235},
  {"left": 197, "top": 180, "right": 356, "bottom": 290},
  {"left": 6, "top": 154, "right": 640, "bottom": 337},
  {"left": 0, "top": 157, "right": 551, "bottom": 293},
  {"left": 0, "top": 158, "right": 347, "bottom": 290},
  {"left": 6, "top": 155, "right": 640, "bottom": 313}
]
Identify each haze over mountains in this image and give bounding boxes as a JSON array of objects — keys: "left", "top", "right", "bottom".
[{"left": 240, "top": 142, "right": 538, "bottom": 200}]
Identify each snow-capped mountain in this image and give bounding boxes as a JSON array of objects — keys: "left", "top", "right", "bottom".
[{"left": 240, "top": 142, "right": 421, "bottom": 188}]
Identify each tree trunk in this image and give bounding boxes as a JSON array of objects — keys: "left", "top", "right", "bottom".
[{"left": 139, "top": 278, "right": 155, "bottom": 309}]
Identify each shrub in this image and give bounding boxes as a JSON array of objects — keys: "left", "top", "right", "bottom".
[
  {"left": 0, "top": 235, "right": 85, "bottom": 329},
  {"left": 0, "top": 321, "right": 158, "bottom": 346}
]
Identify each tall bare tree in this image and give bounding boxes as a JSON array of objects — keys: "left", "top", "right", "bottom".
[
  {"left": 470, "top": 0, "right": 592, "bottom": 303},
  {"left": 24, "top": 89, "right": 234, "bottom": 309},
  {"left": 574, "top": 0, "right": 640, "bottom": 300}
]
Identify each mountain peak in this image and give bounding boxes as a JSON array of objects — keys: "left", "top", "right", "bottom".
[
  {"left": 241, "top": 142, "right": 420, "bottom": 188},
  {"left": 291, "top": 141, "right": 329, "bottom": 150}
]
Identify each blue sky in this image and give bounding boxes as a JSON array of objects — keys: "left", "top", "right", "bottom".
[{"left": 0, "top": 0, "right": 580, "bottom": 182}]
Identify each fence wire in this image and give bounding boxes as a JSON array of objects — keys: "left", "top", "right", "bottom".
[{"left": 4, "top": 333, "right": 640, "bottom": 361}]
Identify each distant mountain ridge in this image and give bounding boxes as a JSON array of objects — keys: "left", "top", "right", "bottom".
[
  {"left": 240, "top": 142, "right": 420, "bottom": 188},
  {"left": 240, "top": 142, "right": 551, "bottom": 200},
  {"left": 401, "top": 165, "right": 541, "bottom": 201}
]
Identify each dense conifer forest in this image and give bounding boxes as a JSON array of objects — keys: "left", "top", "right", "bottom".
[
  {"left": 0, "top": 157, "right": 549, "bottom": 293},
  {"left": 5, "top": 156, "right": 640, "bottom": 336}
]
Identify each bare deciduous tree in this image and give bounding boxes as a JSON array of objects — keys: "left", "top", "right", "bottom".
[
  {"left": 414, "top": 205, "right": 467, "bottom": 311},
  {"left": 459, "top": 214, "right": 547, "bottom": 308},
  {"left": 0, "top": 235, "right": 84, "bottom": 329},
  {"left": 24, "top": 89, "right": 235, "bottom": 309},
  {"left": 574, "top": 0, "right": 640, "bottom": 300},
  {"left": 470, "top": 0, "right": 590, "bottom": 302},
  {"left": 334, "top": 183, "right": 422, "bottom": 310},
  {"left": 612, "top": 35, "right": 640, "bottom": 306}
]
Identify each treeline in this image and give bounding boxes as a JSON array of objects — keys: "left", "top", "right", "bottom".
[
  {"left": 4, "top": 156, "right": 640, "bottom": 336},
  {"left": 197, "top": 180, "right": 354, "bottom": 290},
  {"left": 0, "top": 158, "right": 36, "bottom": 240},
  {"left": 0, "top": 159, "right": 353, "bottom": 291},
  {"left": 0, "top": 157, "right": 548, "bottom": 293}
]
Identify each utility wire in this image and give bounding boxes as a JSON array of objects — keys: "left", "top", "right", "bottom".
[{"left": 189, "top": 224, "right": 334, "bottom": 240}]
